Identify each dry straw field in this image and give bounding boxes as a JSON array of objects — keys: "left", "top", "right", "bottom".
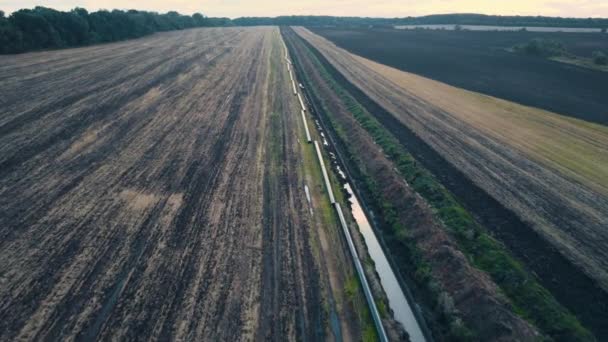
[{"left": 0, "top": 27, "right": 387, "bottom": 340}]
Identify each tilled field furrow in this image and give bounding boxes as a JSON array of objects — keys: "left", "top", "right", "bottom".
[
  {"left": 0, "top": 26, "right": 367, "bottom": 341},
  {"left": 0, "top": 42, "right": 238, "bottom": 242},
  {"left": 0, "top": 48, "right": 224, "bottom": 179},
  {"left": 0, "top": 34, "right": 208, "bottom": 129},
  {"left": 0, "top": 28, "right": 246, "bottom": 101}
]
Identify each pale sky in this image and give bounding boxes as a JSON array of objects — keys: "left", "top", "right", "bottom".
[{"left": 1, "top": 0, "right": 607, "bottom": 18}]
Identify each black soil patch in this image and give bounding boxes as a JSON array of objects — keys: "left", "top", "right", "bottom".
[{"left": 310, "top": 27, "right": 608, "bottom": 126}]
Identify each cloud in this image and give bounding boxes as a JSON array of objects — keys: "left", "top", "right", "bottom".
[{"left": 545, "top": 0, "right": 608, "bottom": 17}]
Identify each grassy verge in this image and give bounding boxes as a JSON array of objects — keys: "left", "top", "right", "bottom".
[{"left": 292, "top": 29, "right": 593, "bottom": 342}]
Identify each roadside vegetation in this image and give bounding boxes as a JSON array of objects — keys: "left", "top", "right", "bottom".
[
  {"left": 3, "top": 5, "right": 608, "bottom": 55},
  {"left": 513, "top": 38, "right": 608, "bottom": 70},
  {"left": 550, "top": 52, "right": 608, "bottom": 71},
  {"left": 0, "top": 7, "right": 230, "bottom": 54},
  {"left": 291, "top": 29, "right": 594, "bottom": 341},
  {"left": 514, "top": 38, "right": 567, "bottom": 56}
]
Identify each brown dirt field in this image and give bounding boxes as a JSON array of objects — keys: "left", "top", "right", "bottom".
[
  {"left": 0, "top": 27, "right": 363, "bottom": 341},
  {"left": 294, "top": 27, "right": 608, "bottom": 293}
]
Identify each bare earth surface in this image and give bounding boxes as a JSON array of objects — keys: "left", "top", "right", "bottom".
[
  {"left": 0, "top": 27, "right": 364, "bottom": 341},
  {"left": 294, "top": 27, "right": 608, "bottom": 292}
]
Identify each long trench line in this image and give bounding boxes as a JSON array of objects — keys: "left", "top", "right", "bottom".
[
  {"left": 279, "top": 33, "right": 343, "bottom": 341},
  {"left": 280, "top": 29, "right": 390, "bottom": 342}
]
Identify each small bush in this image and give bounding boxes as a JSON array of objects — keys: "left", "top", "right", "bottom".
[
  {"left": 514, "top": 38, "right": 566, "bottom": 57},
  {"left": 592, "top": 51, "right": 607, "bottom": 65}
]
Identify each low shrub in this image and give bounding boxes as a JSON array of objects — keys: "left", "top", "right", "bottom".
[
  {"left": 514, "top": 38, "right": 567, "bottom": 57},
  {"left": 592, "top": 51, "right": 607, "bottom": 65}
]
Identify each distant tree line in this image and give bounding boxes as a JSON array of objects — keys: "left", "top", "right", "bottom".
[
  {"left": 397, "top": 13, "right": 608, "bottom": 28},
  {"left": 232, "top": 14, "right": 608, "bottom": 28},
  {"left": 2, "top": 8, "right": 607, "bottom": 54},
  {"left": 232, "top": 16, "right": 396, "bottom": 27},
  {"left": 0, "top": 7, "right": 231, "bottom": 54}
]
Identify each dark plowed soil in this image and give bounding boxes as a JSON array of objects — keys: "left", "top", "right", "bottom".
[{"left": 310, "top": 27, "right": 608, "bottom": 125}]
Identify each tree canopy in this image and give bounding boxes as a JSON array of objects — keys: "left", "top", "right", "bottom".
[
  {"left": 0, "top": 7, "right": 230, "bottom": 54},
  {"left": 231, "top": 14, "right": 608, "bottom": 28}
]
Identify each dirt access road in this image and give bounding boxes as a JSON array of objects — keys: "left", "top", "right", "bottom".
[{"left": 0, "top": 27, "right": 368, "bottom": 340}]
